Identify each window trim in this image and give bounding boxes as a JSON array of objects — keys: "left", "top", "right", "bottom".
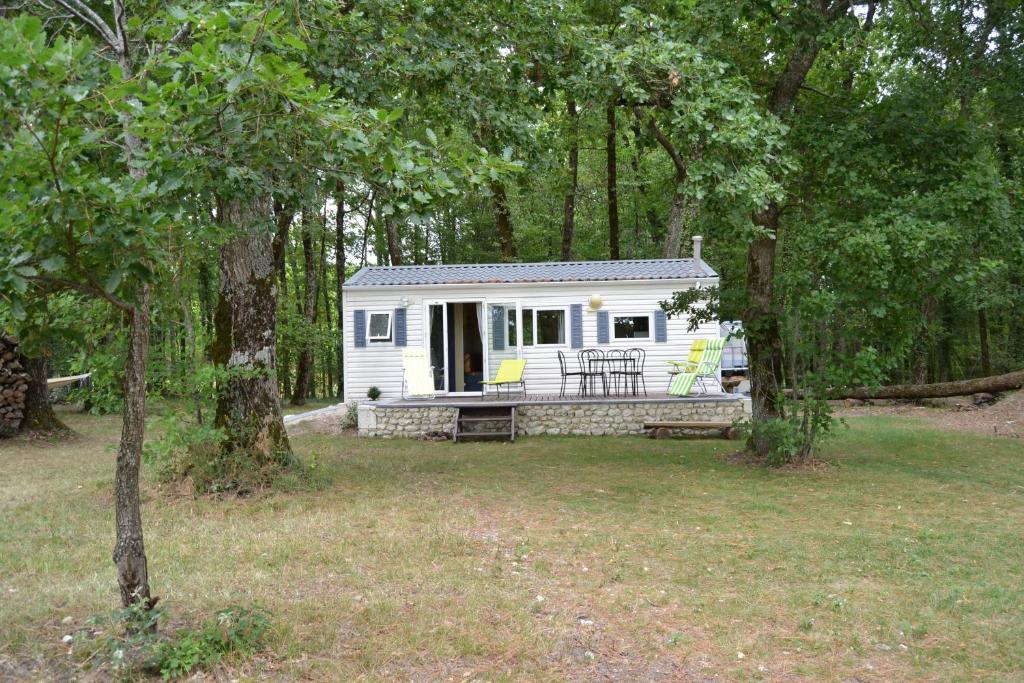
[
  {"left": 367, "top": 311, "right": 393, "bottom": 343},
  {"left": 611, "top": 313, "right": 654, "bottom": 341},
  {"left": 522, "top": 306, "right": 569, "bottom": 347}
]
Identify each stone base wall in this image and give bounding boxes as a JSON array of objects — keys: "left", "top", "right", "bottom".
[{"left": 357, "top": 399, "right": 751, "bottom": 438}]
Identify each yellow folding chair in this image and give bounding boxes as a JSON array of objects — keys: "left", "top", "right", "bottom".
[{"left": 481, "top": 359, "right": 527, "bottom": 398}]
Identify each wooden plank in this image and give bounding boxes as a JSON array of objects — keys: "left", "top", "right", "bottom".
[
  {"left": 46, "top": 373, "right": 91, "bottom": 389},
  {"left": 643, "top": 421, "right": 732, "bottom": 429}
]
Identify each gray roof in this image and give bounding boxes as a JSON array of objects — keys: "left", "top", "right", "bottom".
[{"left": 345, "top": 258, "right": 716, "bottom": 287}]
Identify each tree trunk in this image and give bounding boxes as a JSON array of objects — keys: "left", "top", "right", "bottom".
[
  {"left": 740, "top": 13, "right": 836, "bottom": 455},
  {"left": 335, "top": 183, "right": 345, "bottom": 398},
  {"left": 292, "top": 212, "right": 318, "bottom": 405},
  {"left": 630, "top": 113, "right": 648, "bottom": 257},
  {"left": 113, "top": 288, "right": 154, "bottom": 609},
  {"left": 490, "top": 180, "right": 518, "bottom": 261},
  {"left": 272, "top": 200, "right": 293, "bottom": 284},
  {"left": 606, "top": 99, "right": 620, "bottom": 260},
  {"left": 319, "top": 221, "right": 334, "bottom": 396},
  {"left": 979, "top": 309, "right": 991, "bottom": 376},
  {"left": 212, "top": 196, "right": 291, "bottom": 462},
  {"left": 813, "top": 369, "right": 1024, "bottom": 400},
  {"left": 561, "top": 99, "right": 578, "bottom": 261},
  {"left": 197, "top": 259, "right": 214, "bottom": 342},
  {"left": 743, "top": 206, "right": 786, "bottom": 448},
  {"left": 18, "top": 355, "right": 67, "bottom": 434},
  {"left": 385, "top": 214, "right": 403, "bottom": 266},
  {"left": 663, "top": 191, "right": 685, "bottom": 259},
  {"left": 914, "top": 296, "right": 936, "bottom": 384},
  {"left": 181, "top": 292, "right": 202, "bottom": 425}
]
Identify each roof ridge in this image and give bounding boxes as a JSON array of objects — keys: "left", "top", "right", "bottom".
[{"left": 360, "top": 257, "right": 699, "bottom": 270}]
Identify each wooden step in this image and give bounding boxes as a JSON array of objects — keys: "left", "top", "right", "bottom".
[{"left": 454, "top": 406, "right": 516, "bottom": 443}]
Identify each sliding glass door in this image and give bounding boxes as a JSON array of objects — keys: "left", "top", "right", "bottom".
[
  {"left": 427, "top": 303, "right": 446, "bottom": 392},
  {"left": 485, "top": 302, "right": 518, "bottom": 387}
]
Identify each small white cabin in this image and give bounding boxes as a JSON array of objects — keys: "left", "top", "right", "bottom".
[{"left": 341, "top": 240, "right": 719, "bottom": 402}]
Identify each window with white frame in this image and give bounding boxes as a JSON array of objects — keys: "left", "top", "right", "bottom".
[
  {"left": 613, "top": 314, "right": 652, "bottom": 340},
  {"left": 521, "top": 308, "right": 566, "bottom": 346},
  {"left": 506, "top": 308, "right": 518, "bottom": 348},
  {"left": 367, "top": 312, "right": 393, "bottom": 343}
]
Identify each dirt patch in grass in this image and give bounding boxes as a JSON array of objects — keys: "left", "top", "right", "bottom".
[
  {"left": 835, "top": 388, "right": 1024, "bottom": 439},
  {"left": 723, "top": 449, "right": 832, "bottom": 471}
]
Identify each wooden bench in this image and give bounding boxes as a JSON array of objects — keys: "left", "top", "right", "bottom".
[{"left": 643, "top": 421, "right": 740, "bottom": 440}]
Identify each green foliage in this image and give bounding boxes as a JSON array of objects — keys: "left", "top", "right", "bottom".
[
  {"left": 661, "top": 285, "right": 721, "bottom": 333},
  {"left": 147, "top": 606, "right": 270, "bottom": 680},
  {"left": 144, "top": 414, "right": 297, "bottom": 495},
  {"left": 366, "top": 386, "right": 382, "bottom": 401},
  {"left": 76, "top": 603, "right": 270, "bottom": 680},
  {"left": 65, "top": 343, "right": 125, "bottom": 415},
  {"left": 751, "top": 398, "right": 838, "bottom": 467},
  {"left": 143, "top": 415, "right": 226, "bottom": 483},
  {"left": 2, "top": 0, "right": 1023, "bottom": 433}
]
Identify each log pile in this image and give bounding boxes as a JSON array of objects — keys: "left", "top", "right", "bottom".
[{"left": 0, "top": 334, "right": 30, "bottom": 432}]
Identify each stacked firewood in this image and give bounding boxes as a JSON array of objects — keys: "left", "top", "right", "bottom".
[{"left": 0, "top": 334, "right": 30, "bottom": 431}]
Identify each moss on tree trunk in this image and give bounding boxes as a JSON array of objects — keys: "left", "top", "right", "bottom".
[{"left": 212, "top": 195, "right": 292, "bottom": 468}]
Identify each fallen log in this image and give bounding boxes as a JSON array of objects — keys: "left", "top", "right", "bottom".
[{"left": 789, "top": 369, "right": 1024, "bottom": 401}]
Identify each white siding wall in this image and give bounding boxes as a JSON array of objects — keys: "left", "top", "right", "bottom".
[{"left": 343, "top": 279, "right": 718, "bottom": 402}]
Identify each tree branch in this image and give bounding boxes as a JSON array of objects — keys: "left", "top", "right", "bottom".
[
  {"left": 29, "top": 275, "right": 132, "bottom": 312},
  {"left": 636, "top": 106, "right": 687, "bottom": 179},
  {"left": 50, "top": 0, "right": 119, "bottom": 53},
  {"left": 112, "top": 0, "right": 129, "bottom": 55}
]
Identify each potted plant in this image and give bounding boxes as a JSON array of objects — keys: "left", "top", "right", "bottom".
[{"left": 366, "top": 386, "right": 382, "bottom": 401}]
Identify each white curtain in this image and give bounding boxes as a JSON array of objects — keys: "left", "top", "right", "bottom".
[{"left": 476, "top": 302, "right": 485, "bottom": 350}]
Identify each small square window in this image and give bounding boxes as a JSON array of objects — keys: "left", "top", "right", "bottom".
[
  {"left": 368, "top": 312, "right": 392, "bottom": 342},
  {"left": 535, "top": 309, "right": 565, "bottom": 345},
  {"left": 613, "top": 315, "right": 651, "bottom": 340}
]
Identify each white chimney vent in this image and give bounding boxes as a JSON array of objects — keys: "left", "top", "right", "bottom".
[{"left": 692, "top": 235, "right": 703, "bottom": 262}]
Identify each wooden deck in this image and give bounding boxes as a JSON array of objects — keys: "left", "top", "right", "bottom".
[{"left": 381, "top": 391, "right": 743, "bottom": 408}]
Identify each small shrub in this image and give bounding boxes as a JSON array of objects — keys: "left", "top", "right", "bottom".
[
  {"left": 75, "top": 604, "right": 270, "bottom": 680},
  {"left": 144, "top": 416, "right": 304, "bottom": 494},
  {"left": 147, "top": 606, "right": 271, "bottom": 679},
  {"left": 366, "top": 385, "right": 381, "bottom": 400},
  {"left": 750, "top": 391, "right": 839, "bottom": 466},
  {"left": 144, "top": 415, "right": 226, "bottom": 483},
  {"left": 342, "top": 401, "right": 359, "bottom": 429}
]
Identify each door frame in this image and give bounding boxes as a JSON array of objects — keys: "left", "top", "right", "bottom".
[
  {"left": 422, "top": 298, "right": 494, "bottom": 396},
  {"left": 480, "top": 299, "right": 525, "bottom": 396}
]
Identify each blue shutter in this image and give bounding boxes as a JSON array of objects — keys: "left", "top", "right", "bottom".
[
  {"left": 570, "top": 304, "right": 583, "bottom": 349},
  {"left": 353, "top": 309, "right": 367, "bottom": 348},
  {"left": 654, "top": 309, "right": 668, "bottom": 343},
  {"left": 596, "top": 310, "right": 610, "bottom": 344},
  {"left": 491, "top": 306, "right": 505, "bottom": 351},
  {"left": 393, "top": 307, "right": 407, "bottom": 346}
]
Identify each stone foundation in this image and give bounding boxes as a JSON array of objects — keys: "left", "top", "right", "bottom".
[{"left": 357, "top": 398, "right": 751, "bottom": 438}]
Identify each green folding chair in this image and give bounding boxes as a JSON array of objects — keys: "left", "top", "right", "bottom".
[
  {"left": 667, "top": 338, "right": 726, "bottom": 396},
  {"left": 481, "top": 359, "right": 527, "bottom": 398},
  {"left": 668, "top": 370, "right": 699, "bottom": 396},
  {"left": 667, "top": 339, "right": 707, "bottom": 389},
  {"left": 693, "top": 338, "right": 726, "bottom": 393}
]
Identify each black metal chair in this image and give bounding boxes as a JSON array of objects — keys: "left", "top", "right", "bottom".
[
  {"left": 578, "top": 349, "right": 607, "bottom": 397},
  {"left": 609, "top": 348, "right": 647, "bottom": 396},
  {"left": 604, "top": 349, "right": 628, "bottom": 396},
  {"left": 557, "top": 350, "right": 585, "bottom": 398}
]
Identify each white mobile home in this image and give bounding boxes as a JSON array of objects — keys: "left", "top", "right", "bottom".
[{"left": 341, "top": 239, "right": 719, "bottom": 402}]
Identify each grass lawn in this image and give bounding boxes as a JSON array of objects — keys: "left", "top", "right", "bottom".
[{"left": 1, "top": 411, "right": 1022, "bottom": 681}]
